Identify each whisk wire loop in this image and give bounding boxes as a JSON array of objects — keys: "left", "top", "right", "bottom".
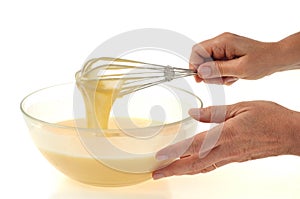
[{"left": 76, "top": 57, "right": 197, "bottom": 97}]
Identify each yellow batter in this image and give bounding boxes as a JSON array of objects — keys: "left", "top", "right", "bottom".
[
  {"left": 76, "top": 78, "right": 121, "bottom": 129},
  {"left": 36, "top": 58, "right": 179, "bottom": 186},
  {"left": 40, "top": 58, "right": 152, "bottom": 186},
  {"left": 39, "top": 119, "right": 153, "bottom": 187}
]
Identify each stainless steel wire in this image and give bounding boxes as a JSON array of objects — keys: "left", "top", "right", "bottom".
[{"left": 76, "top": 57, "right": 197, "bottom": 97}]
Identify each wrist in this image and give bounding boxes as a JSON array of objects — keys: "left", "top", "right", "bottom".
[
  {"left": 275, "top": 33, "right": 300, "bottom": 71},
  {"left": 265, "top": 42, "right": 285, "bottom": 74},
  {"left": 288, "top": 111, "right": 300, "bottom": 156}
]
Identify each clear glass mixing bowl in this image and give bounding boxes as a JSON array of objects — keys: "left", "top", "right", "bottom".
[{"left": 20, "top": 83, "right": 203, "bottom": 187}]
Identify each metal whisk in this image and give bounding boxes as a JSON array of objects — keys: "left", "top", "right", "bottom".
[{"left": 76, "top": 57, "right": 196, "bottom": 97}]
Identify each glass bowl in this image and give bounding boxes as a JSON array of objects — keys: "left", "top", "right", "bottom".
[{"left": 20, "top": 83, "right": 202, "bottom": 187}]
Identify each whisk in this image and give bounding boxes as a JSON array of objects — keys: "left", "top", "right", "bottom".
[{"left": 76, "top": 57, "right": 197, "bottom": 97}]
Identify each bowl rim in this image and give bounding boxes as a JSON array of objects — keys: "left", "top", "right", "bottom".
[{"left": 20, "top": 82, "right": 203, "bottom": 133}]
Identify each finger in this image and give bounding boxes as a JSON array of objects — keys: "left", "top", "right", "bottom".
[
  {"left": 190, "top": 44, "right": 211, "bottom": 67},
  {"left": 187, "top": 159, "right": 233, "bottom": 174},
  {"left": 155, "top": 133, "right": 204, "bottom": 161},
  {"left": 188, "top": 104, "right": 235, "bottom": 123},
  {"left": 197, "top": 60, "right": 239, "bottom": 79},
  {"left": 199, "top": 32, "right": 245, "bottom": 60},
  {"left": 189, "top": 63, "right": 203, "bottom": 83},
  {"left": 153, "top": 145, "right": 224, "bottom": 179},
  {"left": 195, "top": 76, "right": 203, "bottom": 83},
  {"left": 189, "top": 44, "right": 209, "bottom": 83},
  {"left": 156, "top": 124, "right": 226, "bottom": 162},
  {"left": 201, "top": 76, "right": 239, "bottom": 85},
  {"left": 224, "top": 76, "right": 239, "bottom": 85},
  {"left": 202, "top": 77, "right": 225, "bottom": 84}
]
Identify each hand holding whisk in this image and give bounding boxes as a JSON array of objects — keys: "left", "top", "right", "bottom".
[{"left": 76, "top": 57, "right": 197, "bottom": 97}]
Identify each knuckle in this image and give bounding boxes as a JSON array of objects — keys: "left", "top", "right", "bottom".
[
  {"left": 190, "top": 141, "right": 198, "bottom": 154},
  {"left": 212, "top": 45, "right": 224, "bottom": 56},
  {"left": 212, "top": 106, "right": 227, "bottom": 121},
  {"left": 221, "top": 32, "right": 232, "bottom": 37},
  {"left": 192, "top": 43, "right": 200, "bottom": 52},
  {"left": 215, "top": 32, "right": 237, "bottom": 47},
  {"left": 231, "top": 101, "right": 245, "bottom": 109},
  {"left": 215, "top": 61, "right": 225, "bottom": 75},
  {"left": 220, "top": 32, "right": 235, "bottom": 39},
  {"left": 201, "top": 106, "right": 212, "bottom": 114},
  {"left": 209, "top": 106, "right": 219, "bottom": 120},
  {"left": 190, "top": 135, "right": 202, "bottom": 154}
]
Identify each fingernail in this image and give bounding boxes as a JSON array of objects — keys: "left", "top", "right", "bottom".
[
  {"left": 225, "top": 77, "right": 239, "bottom": 84},
  {"left": 188, "top": 108, "right": 201, "bottom": 119},
  {"left": 153, "top": 173, "right": 165, "bottom": 180},
  {"left": 156, "top": 155, "right": 169, "bottom": 161},
  {"left": 198, "top": 66, "right": 211, "bottom": 78}
]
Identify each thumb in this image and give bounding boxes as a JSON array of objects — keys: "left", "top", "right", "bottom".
[
  {"left": 197, "top": 60, "right": 239, "bottom": 79},
  {"left": 188, "top": 105, "right": 235, "bottom": 123}
]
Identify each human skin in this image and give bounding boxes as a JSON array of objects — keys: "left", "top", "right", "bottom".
[
  {"left": 152, "top": 101, "right": 300, "bottom": 179},
  {"left": 189, "top": 32, "right": 300, "bottom": 84},
  {"left": 152, "top": 32, "right": 300, "bottom": 180}
]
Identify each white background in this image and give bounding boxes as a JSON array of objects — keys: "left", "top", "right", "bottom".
[{"left": 1, "top": 0, "right": 300, "bottom": 198}]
